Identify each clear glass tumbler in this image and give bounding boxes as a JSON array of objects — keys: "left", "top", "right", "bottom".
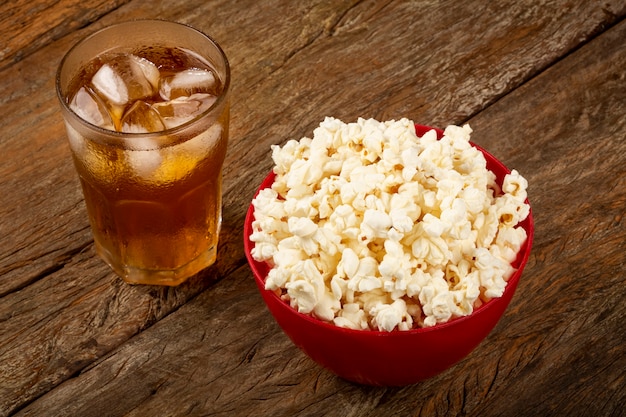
[{"left": 56, "top": 20, "right": 230, "bottom": 286}]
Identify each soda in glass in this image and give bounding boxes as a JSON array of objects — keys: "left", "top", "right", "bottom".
[{"left": 56, "top": 20, "right": 230, "bottom": 286}]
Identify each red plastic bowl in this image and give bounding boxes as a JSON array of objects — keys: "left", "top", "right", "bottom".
[{"left": 244, "top": 124, "right": 534, "bottom": 386}]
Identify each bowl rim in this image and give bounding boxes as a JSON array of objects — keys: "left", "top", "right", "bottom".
[{"left": 244, "top": 124, "right": 534, "bottom": 336}]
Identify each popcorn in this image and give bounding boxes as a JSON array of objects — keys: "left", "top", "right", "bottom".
[{"left": 250, "top": 117, "right": 530, "bottom": 331}]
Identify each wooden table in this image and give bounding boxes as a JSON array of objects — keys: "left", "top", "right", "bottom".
[{"left": 1, "top": 1, "right": 625, "bottom": 416}]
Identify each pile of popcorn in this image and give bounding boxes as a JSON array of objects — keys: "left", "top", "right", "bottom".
[{"left": 250, "top": 117, "right": 529, "bottom": 331}]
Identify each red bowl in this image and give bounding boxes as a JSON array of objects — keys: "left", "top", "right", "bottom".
[{"left": 244, "top": 124, "right": 534, "bottom": 386}]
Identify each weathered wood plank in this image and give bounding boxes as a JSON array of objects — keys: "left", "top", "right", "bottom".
[
  {"left": 18, "top": 16, "right": 626, "bottom": 417},
  {"left": 0, "top": 1, "right": 360, "bottom": 414},
  {"left": 1, "top": 0, "right": 625, "bottom": 416},
  {"left": 0, "top": 0, "right": 133, "bottom": 71}
]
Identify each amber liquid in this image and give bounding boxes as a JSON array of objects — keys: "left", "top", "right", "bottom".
[{"left": 66, "top": 46, "right": 229, "bottom": 285}]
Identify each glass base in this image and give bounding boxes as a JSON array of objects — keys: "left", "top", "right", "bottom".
[{"left": 95, "top": 242, "right": 217, "bottom": 286}]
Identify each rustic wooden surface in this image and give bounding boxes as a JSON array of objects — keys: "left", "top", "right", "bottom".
[{"left": 1, "top": 0, "right": 625, "bottom": 416}]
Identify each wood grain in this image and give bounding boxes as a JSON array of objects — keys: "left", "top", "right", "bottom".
[
  {"left": 14, "top": 16, "right": 626, "bottom": 416},
  {"left": 0, "top": 0, "right": 625, "bottom": 416},
  {"left": 0, "top": 0, "right": 133, "bottom": 71}
]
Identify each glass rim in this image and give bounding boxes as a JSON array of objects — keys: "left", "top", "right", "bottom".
[{"left": 55, "top": 18, "right": 231, "bottom": 141}]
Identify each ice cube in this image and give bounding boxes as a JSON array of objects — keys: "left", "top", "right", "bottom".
[
  {"left": 91, "top": 54, "right": 159, "bottom": 107},
  {"left": 178, "top": 122, "right": 223, "bottom": 156},
  {"left": 159, "top": 68, "right": 217, "bottom": 100},
  {"left": 151, "top": 152, "right": 199, "bottom": 184},
  {"left": 64, "top": 121, "right": 86, "bottom": 155},
  {"left": 144, "top": 123, "right": 223, "bottom": 184},
  {"left": 121, "top": 101, "right": 165, "bottom": 133},
  {"left": 126, "top": 144, "right": 195, "bottom": 184},
  {"left": 129, "top": 55, "right": 160, "bottom": 91},
  {"left": 152, "top": 93, "right": 217, "bottom": 129},
  {"left": 123, "top": 134, "right": 164, "bottom": 179},
  {"left": 126, "top": 148, "right": 164, "bottom": 179},
  {"left": 91, "top": 63, "right": 128, "bottom": 106},
  {"left": 69, "top": 86, "right": 115, "bottom": 130}
]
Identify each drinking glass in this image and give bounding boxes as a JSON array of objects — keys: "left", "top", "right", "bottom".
[{"left": 56, "top": 20, "right": 230, "bottom": 286}]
